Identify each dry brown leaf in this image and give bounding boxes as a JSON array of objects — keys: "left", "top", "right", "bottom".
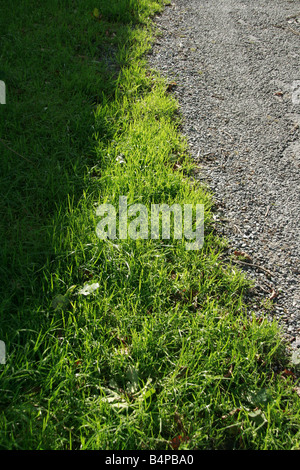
[
  {"left": 281, "top": 368, "right": 296, "bottom": 380},
  {"left": 224, "top": 364, "right": 234, "bottom": 378},
  {"left": 166, "top": 82, "right": 177, "bottom": 92},
  {"left": 234, "top": 250, "right": 252, "bottom": 261},
  {"left": 269, "top": 288, "right": 278, "bottom": 300},
  {"left": 170, "top": 435, "right": 189, "bottom": 450}
]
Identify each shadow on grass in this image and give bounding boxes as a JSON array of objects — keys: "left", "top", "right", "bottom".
[{"left": 0, "top": 0, "right": 150, "bottom": 330}]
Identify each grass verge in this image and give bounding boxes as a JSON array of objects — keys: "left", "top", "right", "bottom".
[{"left": 0, "top": 0, "right": 300, "bottom": 450}]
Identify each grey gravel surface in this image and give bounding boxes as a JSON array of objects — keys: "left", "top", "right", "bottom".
[{"left": 148, "top": 0, "right": 300, "bottom": 350}]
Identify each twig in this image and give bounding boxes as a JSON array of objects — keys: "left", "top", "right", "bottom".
[
  {"left": 233, "top": 224, "right": 244, "bottom": 236},
  {"left": 286, "top": 12, "right": 300, "bottom": 21},
  {"left": 265, "top": 205, "right": 270, "bottom": 217},
  {"left": 0, "top": 137, "right": 33, "bottom": 163},
  {"left": 287, "top": 25, "right": 300, "bottom": 36},
  {"left": 232, "top": 259, "right": 273, "bottom": 277},
  {"left": 273, "top": 23, "right": 300, "bottom": 36},
  {"left": 256, "top": 282, "right": 271, "bottom": 294},
  {"left": 222, "top": 130, "right": 235, "bottom": 141}
]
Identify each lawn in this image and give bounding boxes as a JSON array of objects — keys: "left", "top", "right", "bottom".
[{"left": 0, "top": 0, "right": 299, "bottom": 450}]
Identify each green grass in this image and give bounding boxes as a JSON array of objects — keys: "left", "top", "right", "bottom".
[{"left": 0, "top": 0, "right": 300, "bottom": 450}]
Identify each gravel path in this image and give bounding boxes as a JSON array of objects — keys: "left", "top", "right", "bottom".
[{"left": 148, "top": 0, "right": 300, "bottom": 349}]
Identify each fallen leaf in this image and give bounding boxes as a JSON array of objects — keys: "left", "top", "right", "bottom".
[
  {"left": 171, "top": 435, "right": 181, "bottom": 450},
  {"left": 172, "top": 162, "right": 182, "bottom": 170},
  {"left": 281, "top": 368, "right": 296, "bottom": 380},
  {"left": 234, "top": 250, "right": 252, "bottom": 262},
  {"left": 269, "top": 288, "right": 278, "bottom": 300},
  {"left": 166, "top": 82, "right": 177, "bottom": 92},
  {"left": 224, "top": 364, "right": 233, "bottom": 378},
  {"left": 78, "top": 282, "right": 100, "bottom": 296},
  {"left": 93, "top": 8, "right": 101, "bottom": 19},
  {"left": 170, "top": 434, "right": 189, "bottom": 450}
]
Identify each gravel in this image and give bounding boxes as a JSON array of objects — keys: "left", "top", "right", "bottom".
[{"left": 148, "top": 0, "right": 300, "bottom": 350}]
